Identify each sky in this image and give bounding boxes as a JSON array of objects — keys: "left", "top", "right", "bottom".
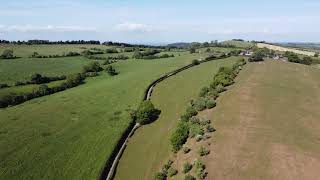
[{"left": 0, "top": 0, "right": 319, "bottom": 44}]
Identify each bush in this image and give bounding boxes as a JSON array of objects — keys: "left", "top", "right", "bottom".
[
  {"left": 189, "top": 123, "right": 204, "bottom": 138},
  {"left": 82, "top": 62, "right": 103, "bottom": 73},
  {"left": 205, "top": 98, "right": 216, "bottom": 109},
  {"left": 193, "top": 98, "right": 207, "bottom": 111},
  {"left": 198, "top": 146, "right": 210, "bottom": 156},
  {"left": 192, "top": 59, "right": 200, "bottom": 65},
  {"left": 63, "top": 73, "right": 85, "bottom": 88},
  {"left": 189, "top": 48, "right": 196, "bottom": 54},
  {"left": 170, "top": 121, "right": 189, "bottom": 152},
  {"left": 184, "top": 175, "right": 196, "bottom": 180},
  {"left": 199, "top": 87, "right": 209, "bottom": 97},
  {"left": 154, "top": 172, "right": 166, "bottom": 180},
  {"left": 315, "top": 53, "right": 319, "bottom": 57},
  {"left": 183, "top": 147, "right": 191, "bottom": 154},
  {"left": 190, "top": 116, "right": 200, "bottom": 124},
  {"left": 103, "top": 60, "right": 112, "bottom": 65},
  {"left": 302, "top": 56, "right": 312, "bottom": 65},
  {"left": 0, "top": 49, "right": 15, "bottom": 59},
  {"left": 167, "top": 168, "right": 178, "bottom": 177},
  {"left": 0, "top": 83, "right": 9, "bottom": 88},
  {"left": 206, "top": 124, "right": 216, "bottom": 133},
  {"left": 215, "top": 84, "right": 226, "bottom": 93},
  {"left": 194, "top": 159, "right": 207, "bottom": 179},
  {"left": 132, "top": 100, "right": 160, "bottom": 125},
  {"left": 183, "top": 162, "right": 193, "bottom": 173},
  {"left": 105, "top": 48, "right": 118, "bottom": 53},
  {"left": 180, "top": 106, "right": 197, "bottom": 121},
  {"left": 105, "top": 65, "right": 118, "bottom": 76},
  {"left": 32, "top": 84, "right": 50, "bottom": 96},
  {"left": 248, "top": 50, "right": 264, "bottom": 62}
]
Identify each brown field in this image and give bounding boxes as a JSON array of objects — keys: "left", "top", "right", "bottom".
[
  {"left": 257, "top": 43, "right": 315, "bottom": 56},
  {"left": 204, "top": 60, "right": 320, "bottom": 180}
]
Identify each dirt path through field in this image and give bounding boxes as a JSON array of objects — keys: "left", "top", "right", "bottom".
[{"left": 205, "top": 61, "right": 320, "bottom": 180}]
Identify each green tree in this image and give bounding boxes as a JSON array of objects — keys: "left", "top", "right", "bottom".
[
  {"left": 105, "top": 65, "right": 118, "bottom": 76},
  {"left": 189, "top": 48, "right": 196, "bottom": 54},
  {"left": 133, "top": 100, "right": 160, "bottom": 125}
]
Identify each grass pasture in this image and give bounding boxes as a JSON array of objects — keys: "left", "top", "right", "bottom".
[
  {"left": 0, "top": 57, "right": 90, "bottom": 85},
  {"left": 114, "top": 57, "right": 242, "bottom": 180},
  {"left": 0, "top": 44, "right": 108, "bottom": 58},
  {"left": 204, "top": 60, "right": 320, "bottom": 179},
  {"left": 0, "top": 52, "right": 203, "bottom": 180}
]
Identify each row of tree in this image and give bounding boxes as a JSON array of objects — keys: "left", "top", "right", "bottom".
[
  {"left": 170, "top": 58, "right": 246, "bottom": 152},
  {"left": 0, "top": 40, "right": 100, "bottom": 45}
]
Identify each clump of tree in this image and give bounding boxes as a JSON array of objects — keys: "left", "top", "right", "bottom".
[
  {"left": 170, "top": 121, "right": 189, "bottom": 152},
  {"left": 0, "top": 49, "right": 16, "bottom": 59},
  {"left": 132, "top": 49, "right": 166, "bottom": 59},
  {"left": 248, "top": 49, "right": 265, "bottom": 62},
  {"left": 105, "top": 65, "right": 118, "bottom": 76},
  {"left": 189, "top": 48, "right": 196, "bottom": 54},
  {"left": 0, "top": 83, "right": 9, "bottom": 89},
  {"left": 131, "top": 100, "right": 161, "bottom": 125},
  {"left": 30, "top": 73, "right": 66, "bottom": 84},
  {"left": 105, "top": 48, "right": 119, "bottom": 53},
  {"left": 81, "top": 50, "right": 104, "bottom": 56},
  {"left": 82, "top": 62, "right": 103, "bottom": 73},
  {"left": 192, "top": 59, "right": 200, "bottom": 65},
  {"left": 285, "top": 51, "right": 312, "bottom": 65}
]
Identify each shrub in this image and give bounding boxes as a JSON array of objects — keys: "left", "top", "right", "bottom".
[
  {"left": 167, "top": 168, "right": 178, "bottom": 177},
  {"left": 103, "top": 60, "right": 112, "bottom": 65},
  {"left": 192, "top": 59, "right": 200, "bottom": 65},
  {"left": 193, "top": 98, "right": 207, "bottom": 111},
  {"left": 170, "top": 121, "right": 189, "bottom": 152},
  {"left": 248, "top": 50, "right": 264, "bottom": 62},
  {"left": 82, "top": 62, "right": 103, "bottom": 73},
  {"left": 189, "top": 123, "right": 204, "bottom": 138},
  {"left": 199, "top": 87, "right": 209, "bottom": 97},
  {"left": 184, "top": 174, "right": 196, "bottom": 180},
  {"left": 183, "top": 162, "right": 193, "bottom": 173},
  {"left": 205, "top": 98, "right": 216, "bottom": 109},
  {"left": 198, "top": 146, "right": 210, "bottom": 156},
  {"left": 183, "top": 147, "right": 191, "bottom": 154},
  {"left": 132, "top": 100, "right": 160, "bottom": 125},
  {"left": 200, "top": 117, "right": 211, "bottom": 126},
  {"left": 0, "top": 49, "right": 15, "bottom": 59},
  {"left": 184, "top": 175, "right": 196, "bottom": 180},
  {"left": 180, "top": 106, "right": 197, "bottom": 121},
  {"left": 0, "top": 84, "right": 9, "bottom": 88},
  {"left": 301, "top": 56, "right": 312, "bottom": 65},
  {"left": 215, "top": 84, "right": 226, "bottom": 93},
  {"left": 105, "top": 48, "right": 118, "bottom": 53},
  {"left": 106, "top": 65, "right": 118, "bottom": 76},
  {"left": 154, "top": 172, "right": 166, "bottom": 180},
  {"left": 315, "top": 53, "right": 319, "bottom": 57},
  {"left": 207, "top": 89, "right": 219, "bottom": 99},
  {"left": 194, "top": 159, "right": 207, "bottom": 179},
  {"left": 33, "top": 84, "right": 50, "bottom": 96},
  {"left": 190, "top": 116, "right": 200, "bottom": 124},
  {"left": 189, "top": 48, "right": 196, "bottom": 54},
  {"left": 206, "top": 124, "right": 216, "bottom": 133},
  {"left": 64, "top": 73, "right": 85, "bottom": 88}
]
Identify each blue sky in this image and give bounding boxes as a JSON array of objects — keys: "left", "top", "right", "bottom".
[{"left": 0, "top": 0, "right": 319, "bottom": 43}]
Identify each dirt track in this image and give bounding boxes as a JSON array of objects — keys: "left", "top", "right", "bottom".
[{"left": 205, "top": 61, "right": 320, "bottom": 180}]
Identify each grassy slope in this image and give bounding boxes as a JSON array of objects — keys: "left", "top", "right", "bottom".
[
  {"left": 0, "top": 57, "right": 90, "bottom": 85},
  {"left": 114, "top": 57, "right": 241, "bottom": 180},
  {"left": 0, "top": 54, "right": 201, "bottom": 180},
  {"left": 204, "top": 60, "right": 320, "bottom": 179}
]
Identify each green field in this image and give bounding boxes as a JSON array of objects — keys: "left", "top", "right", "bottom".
[
  {"left": 203, "top": 60, "right": 320, "bottom": 179},
  {"left": 0, "top": 44, "right": 107, "bottom": 58},
  {"left": 114, "top": 56, "right": 241, "bottom": 180},
  {"left": 0, "top": 51, "right": 204, "bottom": 180},
  {"left": 0, "top": 57, "right": 90, "bottom": 85}
]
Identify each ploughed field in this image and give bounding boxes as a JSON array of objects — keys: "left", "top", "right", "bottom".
[{"left": 204, "top": 60, "right": 320, "bottom": 180}]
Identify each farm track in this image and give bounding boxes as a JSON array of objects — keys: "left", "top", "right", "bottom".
[{"left": 102, "top": 55, "right": 230, "bottom": 180}]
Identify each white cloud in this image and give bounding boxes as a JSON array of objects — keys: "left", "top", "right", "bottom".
[
  {"left": 0, "top": 25, "right": 97, "bottom": 33},
  {"left": 115, "top": 22, "right": 152, "bottom": 32}
]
